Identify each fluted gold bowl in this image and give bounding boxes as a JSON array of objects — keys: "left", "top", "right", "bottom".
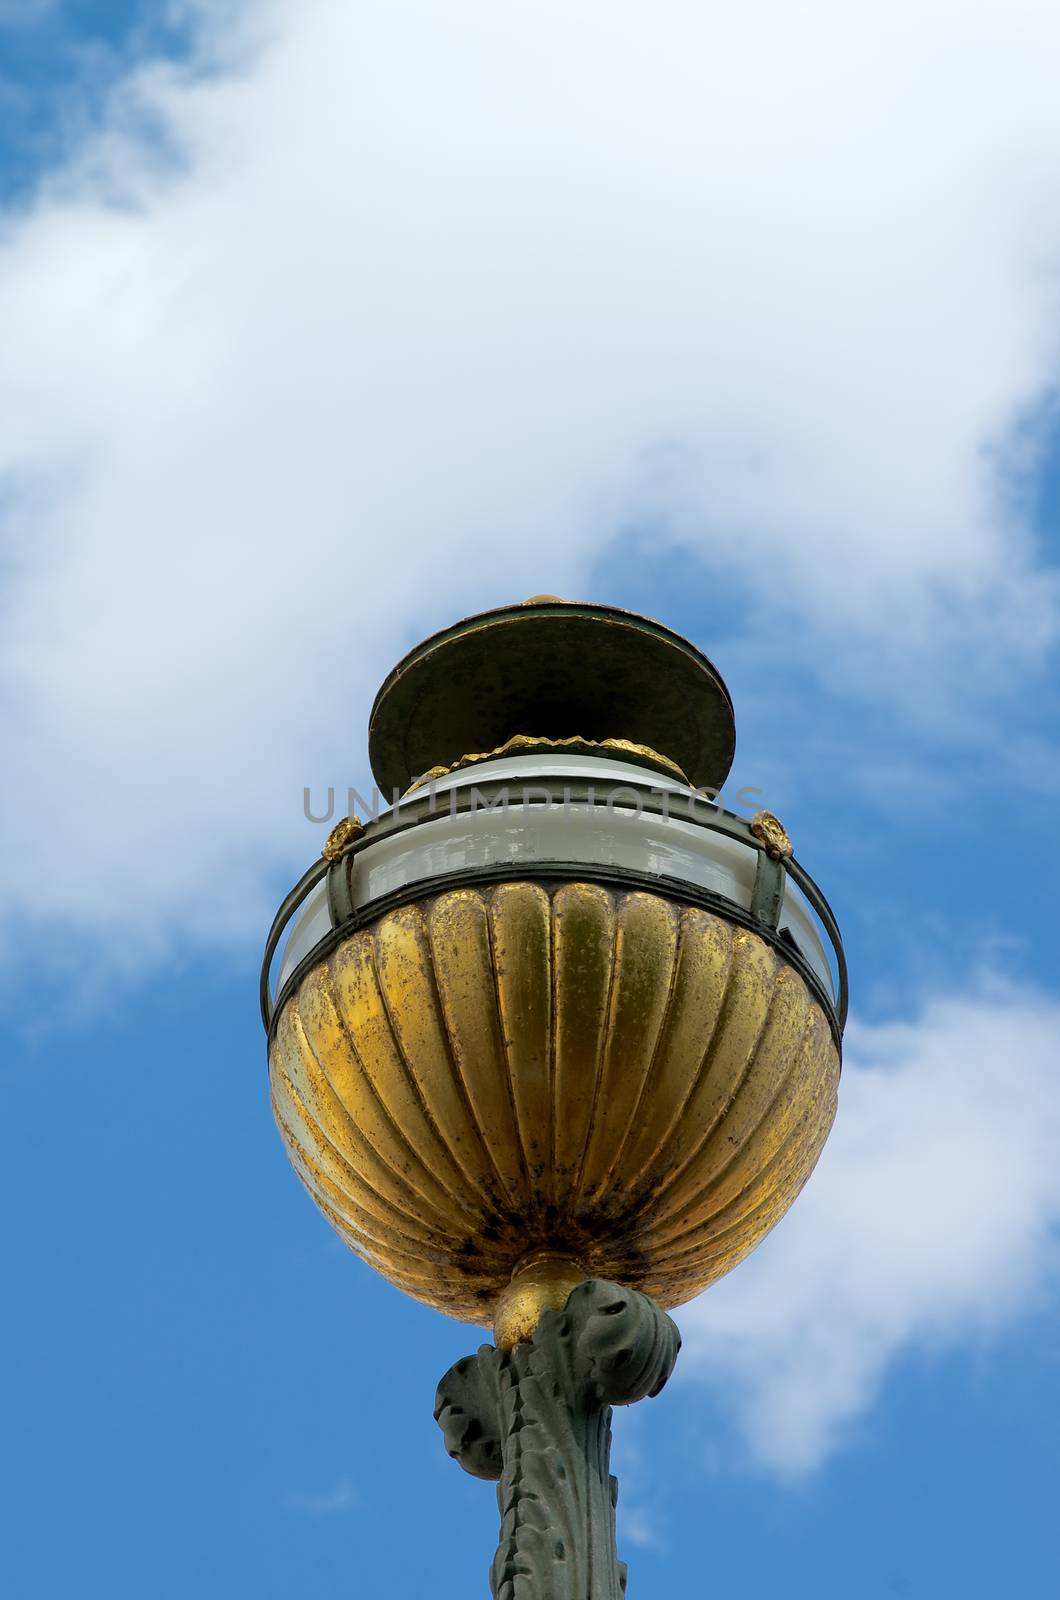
[{"left": 269, "top": 878, "right": 839, "bottom": 1328}]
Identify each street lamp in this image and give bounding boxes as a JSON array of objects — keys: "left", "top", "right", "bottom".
[{"left": 261, "top": 598, "right": 846, "bottom": 1598}]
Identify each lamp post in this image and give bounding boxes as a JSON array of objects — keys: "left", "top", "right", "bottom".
[{"left": 261, "top": 598, "right": 846, "bottom": 1598}]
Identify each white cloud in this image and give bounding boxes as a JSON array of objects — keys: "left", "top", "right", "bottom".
[
  {"left": 610, "top": 1422, "right": 664, "bottom": 1550},
  {"left": 0, "top": 0, "right": 1059, "bottom": 961},
  {"left": 677, "top": 985, "right": 1060, "bottom": 1476},
  {"left": 282, "top": 1473, "right": 358, "bottom": 1516}
]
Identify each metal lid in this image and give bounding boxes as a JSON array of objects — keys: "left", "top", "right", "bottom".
[{"left": 368, "top": 598, "right": 736, "bottom": 794}]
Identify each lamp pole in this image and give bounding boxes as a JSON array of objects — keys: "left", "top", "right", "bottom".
[
  {"left": 261, "top": 599, "right": 846, "bottom": 1596},
  {"left": 437, "top": 1275, "right": 679, "bottom": 1600}
]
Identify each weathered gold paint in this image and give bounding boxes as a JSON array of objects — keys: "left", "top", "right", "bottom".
[
  {"left": 749, "top": 809, "right": 793, "bottom": 861},
  {"left": 321, "top": 813, "right": 364, "bottom": 860},
  {"left": 493, "top": 1249, "right": 589, "bottom": 1349},
  {"left": 269, "top": 881, "right": 839, "bottom": 1329},
  {"left": 404, "top": 732, "right": 691, "bottom": 792}
]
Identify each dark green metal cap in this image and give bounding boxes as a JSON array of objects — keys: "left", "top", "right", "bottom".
[{"left": 368, "top": 598, "right": 736, "bottom": 795}]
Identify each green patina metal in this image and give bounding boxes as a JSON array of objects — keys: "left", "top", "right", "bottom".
[
  {"left": 367, "top": 598, "right": 737, "bottom": 796},
  {"left": 436, "top": 1279, "right": 680, "bottom": 1600}
]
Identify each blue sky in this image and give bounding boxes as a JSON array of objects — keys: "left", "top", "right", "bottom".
[{"left": 2, "top": 3, "right": 1060, "bottom": 1596}]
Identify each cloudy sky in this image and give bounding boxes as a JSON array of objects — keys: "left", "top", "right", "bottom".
[{"left": 3, "top": 3, "right": 1059, "bottom": 1596}]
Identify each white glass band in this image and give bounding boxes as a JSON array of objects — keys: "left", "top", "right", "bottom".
[{"left": 276, "top": 780, "right": 834, "bottom": 1005}]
